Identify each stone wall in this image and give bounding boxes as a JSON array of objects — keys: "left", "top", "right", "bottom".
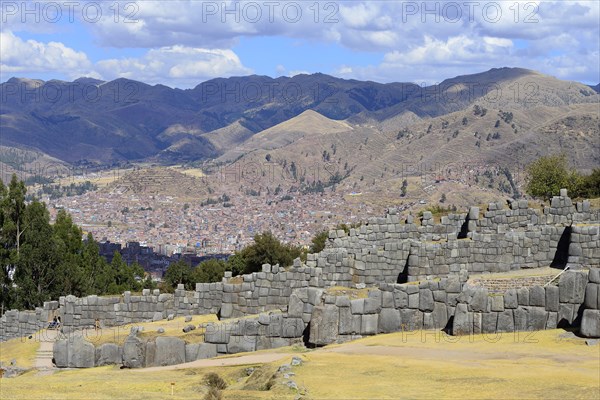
[{"left": 307, "top": 192, "right": 599, "bottom": 285}]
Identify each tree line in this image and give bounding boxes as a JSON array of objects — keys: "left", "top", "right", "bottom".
[
  {"left": 526, "top": 154, "right": 600, "bottom": 201},
  {"left": 1, "top": 175, "right": 147, "bottom": 312}
]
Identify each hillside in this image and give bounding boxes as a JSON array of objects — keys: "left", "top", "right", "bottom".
[{"left": 2, "top": 68, "right": 597, "bottom": 165}]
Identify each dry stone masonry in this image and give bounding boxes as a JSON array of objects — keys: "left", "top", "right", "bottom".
[{"left": 1, "top": 190, "right": 599, "bottom": 368}]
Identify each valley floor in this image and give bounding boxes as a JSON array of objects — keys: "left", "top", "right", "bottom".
[{"left": 1, "top": 329, "right": 598, "bottom": 399}]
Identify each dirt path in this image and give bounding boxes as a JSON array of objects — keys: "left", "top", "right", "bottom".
[
  {"left": 34, "top": 329, "right": 58, "bottom": 370},
  {"left": 139, "top": 352, "right": 296, "bottom": 372}
]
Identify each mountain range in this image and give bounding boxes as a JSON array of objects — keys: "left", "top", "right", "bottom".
[{"left": 1, "top": 67, "right": 598, "bottom": 167}]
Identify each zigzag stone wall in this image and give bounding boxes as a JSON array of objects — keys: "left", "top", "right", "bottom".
[{"left": 1, "top": 191, "right": 600, "bottom": 368}]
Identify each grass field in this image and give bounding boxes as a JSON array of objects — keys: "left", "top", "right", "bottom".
[{"left": 1, "top": 328, "right": 598, "bottom": 399}]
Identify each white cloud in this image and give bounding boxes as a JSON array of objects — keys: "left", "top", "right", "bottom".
[
  {"left": 0, "top": 30, "right": 94, "bottom": 79},
  {"left": 95, "top": 46, "right": 252, "bottom": 87}
]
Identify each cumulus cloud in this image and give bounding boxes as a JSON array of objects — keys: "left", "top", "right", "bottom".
[
  {"left": 1, "top": 1, "right": 598, "bottom": 85},
  {"left": 1, "top": 30, "right": 251, "bottom": 88},
  {"left": 0, "top": 30, "right": 94, "bottom": 79},
  {"left": 95, "top": 46, "right": 252, "bottom": 87}
]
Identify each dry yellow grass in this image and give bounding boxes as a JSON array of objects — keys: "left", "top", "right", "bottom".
[
  {"left": 293, "top": 329, "right": 600, "bottom": 399},
  {"left": 1, "top": 328, "right": 598, "bottom": 399},
  {"left": 0, "top": 336, "right": 40, "bottom": 368}
]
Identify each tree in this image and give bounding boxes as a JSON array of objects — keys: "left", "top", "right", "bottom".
[
  {"left": 226, "top": 252, "right": 246, "bottom": 276},
  {"left": 81, "top": 233, "right": 114, "bottom": 295},
  {"left": 164, "top": 259, "right": 193, "bottom": 290},
  {"left": 192, "top": 259, "right": 227, "bottom": 283},
  {"left": 525, "top": 154, "right": 571, "bottom": 201},
  {"left": 53, "top": 210, "right": 85, "bottom": 296},
  {"left": 238, "top": 232, "right": 301, "bottom": 274},
  {"left": 309, "top": 230, "right": 328, "bottom": 254},
  {"left": 13, "top": 200, "right": 58, "bottom": 309}
]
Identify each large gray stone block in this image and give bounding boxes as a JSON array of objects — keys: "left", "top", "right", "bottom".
[
  {"left": 517, "top": 288, "right": 529, "bottom": 306},
  {"left": 185, "top": 343, "right": 217, "bottom": 361},
  {"left": 309, "top": 305, "right": 339, "bottom": 345},
  {"left": 470, "top": 289, "right": 488, "bottom": 312},
  {"left": 482, "top": 312, "right": 498, "bottom": 334},
  {"left": 350, "top": 299, "right": 364, "bottom": 315},
  {"left": 53, "top": 339, "right": 69, "bottom": 368},
  {"left": 504, "top": 289, "right": 518, "bottom": 309},
  {"left": 580, "top": 309, "right": 600, "bottom": 338},
  {"left": 204, "top": 323, "right": 231, "bottom": 344},
  {"left": 287, "top": 293, "right": 304, "bottom": 318},
  {"left": 67, "top": 335, "right": 95, "bottom": 368},
  {"left": 122, "top": 334, "right": 145, "bottom": 368},
  {"left": 95, "top": 343, "right": 121, "bottom": 366},
  {"left": 154, "top": 337, "right": 185, "bottom": 366},
  {"left": 496, "top": 310, "right": 515, "bottom": 332},
  {"left": 227, "top": 335, "right": 257, "bottom": 354},
  {"left": 400, "top": 309, "right": 423, "bottom": 331},
  {"left": 361, "top": 314, "right": 379, "bottom": 335},
  {"left": 378, "top": 309, "right": 401, "bottom": 333},
  {"left": 558, "top": 303, "right": 576, "bottom": 326},
  {"left": 584, "top": 283, "right": 599, "bottom": 310},
  {"left": 529, "top": 286, "right": 545, "bottom": 307},
  {"left": 526, "top": 307, "right": 547, "bottom": 331},
  {"left": 514, "top": 307, "right": 527, "bottom": 331},
  {"left": 559, "top": 271, "right": 587, "bottom": 304},
  {"left": 453, "top": 304, "right": 473, "bottom": 336},
  {"left": 419, "top": 289, "right": 434, "bottom": 312},
  {"left": 432, "top": 302, "right": 448, "bottom": 329},
  {"left": 545, "top": 286, "right": 559, "bottom": 312},
  {"left": 589, "top": 268, "right": 600, "bottom": 284},
  {"left": 282, "top": 318, "right": 305, "bottom": 338},
  {"left": 394, "top": 291, "right": 409, "bottom": 308}
]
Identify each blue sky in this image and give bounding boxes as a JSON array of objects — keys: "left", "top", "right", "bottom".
[{"left": 1, "top": 1, "right": 599, "bottom": 88}]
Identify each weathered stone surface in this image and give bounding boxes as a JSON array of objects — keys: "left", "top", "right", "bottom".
[
  {"left": 432, "top": 302, "right": 448, "bottom": 329},
  {"left": 361, "top": 314, "right": 379, "bottom": 335},
  {"left": 364, "top": 297, "right": 382, "bottom": 314},
  {"left": 228, "top": 335, "right": 257, "bottom": 353},
  {"left": 152, "top": 312, "right": 163, "bottom": 322},
  {"left": 470, "top": 289, "right": 488, "bottom": 312},
  {"left": 378, "top": 309, "right": 401, "bottom": 333},
  {"left": 529, "top": 286, "right": 545, "bottom": 307},
  {"left": 154, "top": 337, "right": 185, "bottom": 366},
  {"left": 559, "top": 271, "right": 587, "bottom": 304},
  {"left": 558, "top": 303, "right": 576, "bottom": 326},
  {"left": 282, "top": 318, "right": 305, "bottom": 338},
  {"left": 419, "top": 289, "right": 434, "bottom": 312},
  {"left": 504, "top": 289, "right": 518, "bottom": 309},
  {"left": 584, "top": 283, "right": 599, "bottom": 310},
  {"left": 53, "top": 339, "right": 69, "bottom": 367},
  {"left": 453, "top": 304, "right": 472, "bottom": 336},
  {"left": 526, "top": 307, "right": 547, "bottom": 331},
  {"left": 513, "top": 307, "right": 527, "bottom": 331},
  {"left": 309, "top": 305, "right": 339, "bottom": 345},
  {"left": 288, "top": 293, "right": 304, "bottom": 318},
  {"left": 580, "top": 310, "right": 600, "bottom": 338},
  {"left": 589, "top": 268, "right": 600, "bottom": 284},
  {"left": 144, "top": 341, "right": 155, "bottom": 368},
  {"left": 517, "top": 288, "right": 529, "bottom": 306},
  {"left": 490, "top": 295, "right": 504, "bottom": 312},
  {"left": 482, "top": 312, "right": 498, "bottom": 334},
  {"left": 545, "top": 286, "right": 559, "bottom": 312},
  {"left": 122, "top": 334, "right": 145, "bottom": 368},
  {"left": 496, "top": 310, "right": 515, "bottom": 332},
  {"left": 185, "top": 343, "right": 218, "bottom": 361},
  {"left": 204, "top": 323, "right": 231, "bottom": 344},
  {"left": 400, "top": 309, "right": 423, "bottom": 331},
  {"left": 350, "top": 299, "right": 364, "bottom": 315},
  {"left": 95, "top": 343, "right": 121, "bottom": 366},
  {"left": 67, "top": 334, "right": 95, "bottom": 368}
]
